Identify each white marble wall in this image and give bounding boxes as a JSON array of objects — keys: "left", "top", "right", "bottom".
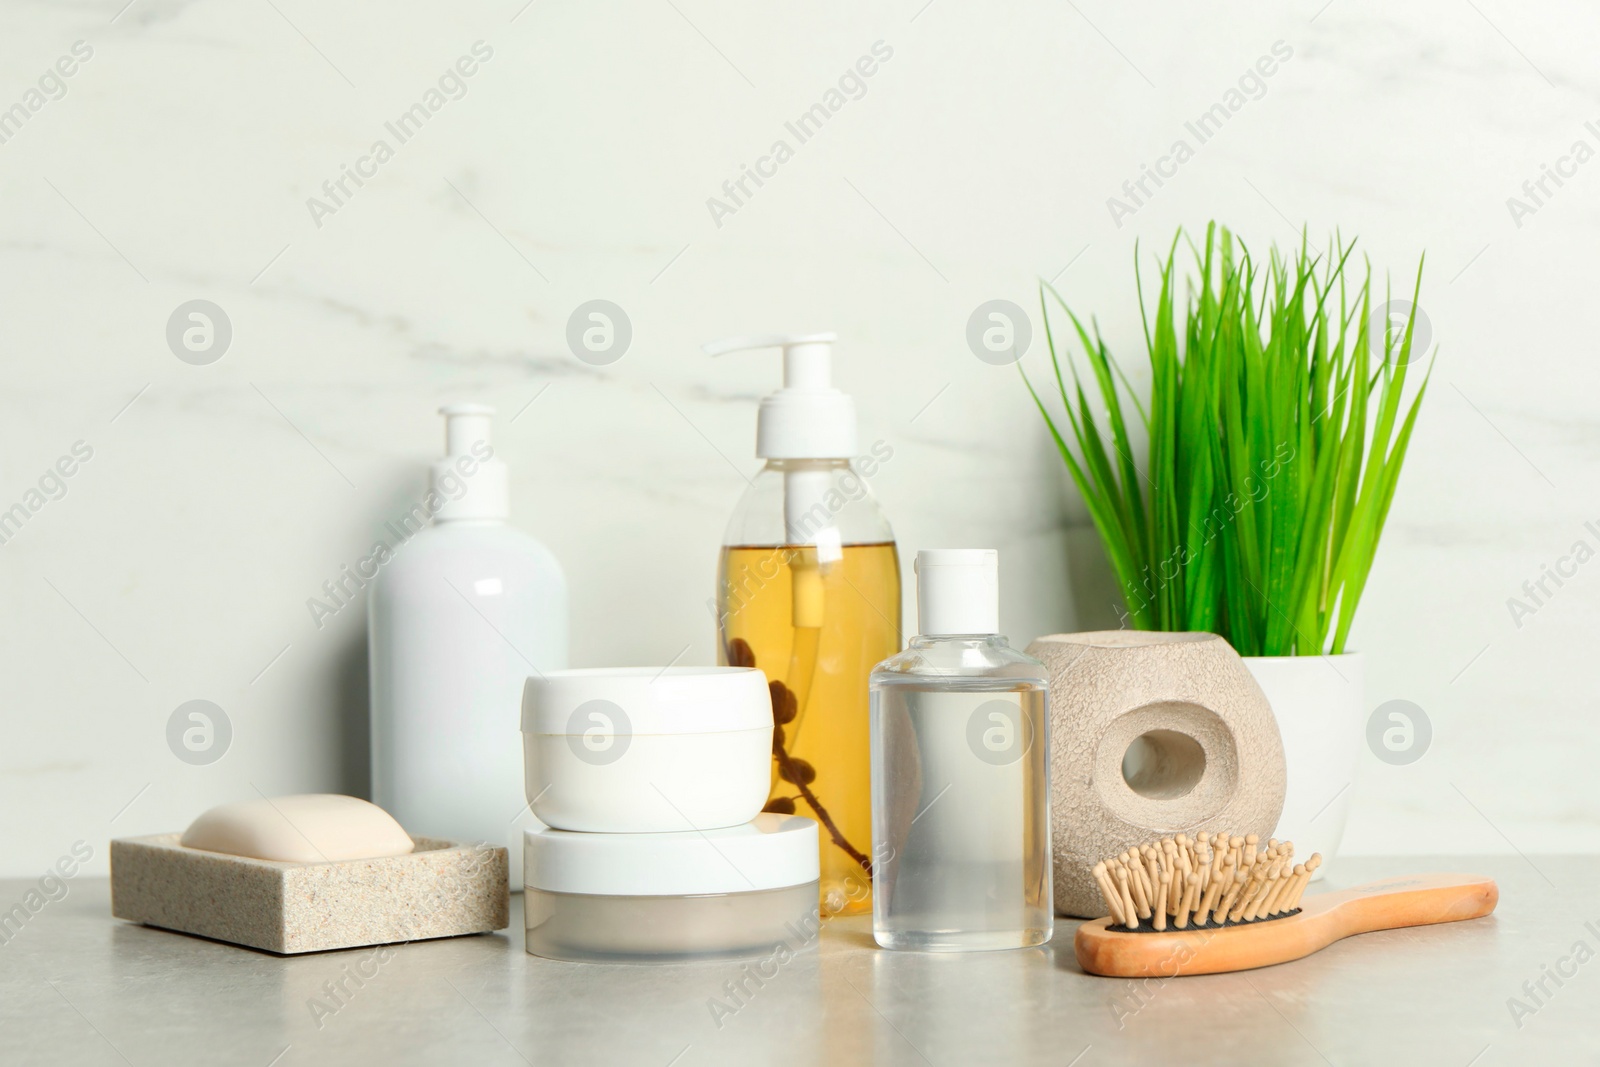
[{"left": 1, "top": 0, "right": 1593, "bottom": 876}]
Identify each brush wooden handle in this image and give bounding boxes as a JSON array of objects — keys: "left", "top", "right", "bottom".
[{"left": 1074, "top": 872, "right": 1498, "bottom": 977}]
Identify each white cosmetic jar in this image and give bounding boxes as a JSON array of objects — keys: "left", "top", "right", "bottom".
[
  {"left": 523, "top": 814, "right": 821, "bottom": 963},
  {"left": 521, "top": 666, "right": 774, "bottom": 833}
]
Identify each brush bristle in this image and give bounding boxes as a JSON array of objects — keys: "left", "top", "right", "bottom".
[
  {"left": 1107, "top": 908, "right": 1303, "bottom": 934},
  {"left": 1091, "top": 832, "right": 1322, "bottom": 933}
]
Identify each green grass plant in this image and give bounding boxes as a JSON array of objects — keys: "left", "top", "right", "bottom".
[{"left": 1023, "top": 223, "right": 1432, "bottom": 656}]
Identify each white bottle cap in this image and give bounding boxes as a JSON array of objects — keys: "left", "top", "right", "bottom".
[
  {"left": 702, "top": 332, "right": 856, "bottom": 459},
  {"left": 915, "top": 549, "right": 1000, "bottom": 635},
  {"left": 432, "top": 403, "right": 508, "bottom": 521}
]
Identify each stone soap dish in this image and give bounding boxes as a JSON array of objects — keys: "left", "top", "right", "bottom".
[{"left": 110, "top": 834, "right": 509, "bottom": 954}]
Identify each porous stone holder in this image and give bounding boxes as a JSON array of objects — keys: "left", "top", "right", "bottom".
[
  {"left": 1025, "top": 631, "right": 1286, "bottom": 918},
  {"left": 110, "top": 834, "right": 508, "bottom": 954}
]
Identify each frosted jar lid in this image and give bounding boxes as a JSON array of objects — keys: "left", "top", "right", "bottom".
[
  {"left": 523, "top": 814, "right": 819, "bottom": 896},
  {"left": 521, "top": 666, "right": 771, "bottom": 736}
]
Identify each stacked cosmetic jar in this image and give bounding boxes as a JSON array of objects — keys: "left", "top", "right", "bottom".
[{"left": 520, "top": 667, "right": 821, "bottom": 963}]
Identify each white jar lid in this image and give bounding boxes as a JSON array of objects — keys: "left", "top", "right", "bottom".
[
  {"left": 523, "top": 814, "right": 819, "bottom": 896},
  {"left": 522, "top": 666, "right": 771, "bottom": 737}
]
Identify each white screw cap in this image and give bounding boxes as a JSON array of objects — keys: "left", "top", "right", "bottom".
[{"left": 915, "top": 549, "right": 999, "bottom": 636}]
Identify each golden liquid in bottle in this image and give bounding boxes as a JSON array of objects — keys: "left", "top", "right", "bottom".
[{"left": 717, "top": 541, "right": 901, "bottom": 916}]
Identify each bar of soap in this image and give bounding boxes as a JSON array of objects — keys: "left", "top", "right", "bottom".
[{"left": 179, "top": 794, "right": 415, "bottom": 863}]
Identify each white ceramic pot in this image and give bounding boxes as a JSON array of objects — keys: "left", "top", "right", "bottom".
[{"left": 1242, "top": 653, "right": 1363, "bottom": 880}]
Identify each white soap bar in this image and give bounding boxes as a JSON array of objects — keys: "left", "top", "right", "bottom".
[{"left": 180, "top": 794, "right": 415, "bottom": 863}]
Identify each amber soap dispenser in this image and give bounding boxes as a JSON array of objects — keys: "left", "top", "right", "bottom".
[{"left": 706, "top": 332, "right": 901, "bottom": 916}]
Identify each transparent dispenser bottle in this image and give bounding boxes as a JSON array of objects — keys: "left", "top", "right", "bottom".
[
  {"left": 707, "top": 332, "right": 901, "bottom": 917},
  {"left": 870, "top": 549, "right": 1052, "bottom": 950}
]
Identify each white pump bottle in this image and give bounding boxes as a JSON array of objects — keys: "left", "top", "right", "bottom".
[{"left": 368, "top": 404, "right": 567, "bottom": 884}]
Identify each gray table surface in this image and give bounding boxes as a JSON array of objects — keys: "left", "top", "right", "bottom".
[{"left": 0, "top": 855, "right": 1593, "bottom": 1066}]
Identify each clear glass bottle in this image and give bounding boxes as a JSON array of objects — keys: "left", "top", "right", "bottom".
[
  {"left": 707, "top": 332, "right": 900, "bottom": 918},
  {"left": 869, "top": 549, "right": 1052, "bottom": 951}
]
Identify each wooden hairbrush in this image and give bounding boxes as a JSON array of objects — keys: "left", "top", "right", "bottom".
[{"left": 1075, "top": 831, "right": 1498, "bottom": 978}]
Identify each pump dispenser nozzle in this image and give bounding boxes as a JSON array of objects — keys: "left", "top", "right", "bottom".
[
  {"left": 702, "top": 333, "right": 855, "bottom": 460},
  {"left": 434, "top": 403, "right": 509, "bottom": 522},
  {"left": 704, "top": 332, "right": 858, "bottom": 631},
  {"left": 442, "top": 403, "right": 494, "bottom": 458}
]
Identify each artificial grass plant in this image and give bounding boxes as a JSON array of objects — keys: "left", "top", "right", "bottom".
[{"left": 1024, "top": 223, "right": 1432, "bottom": 657}]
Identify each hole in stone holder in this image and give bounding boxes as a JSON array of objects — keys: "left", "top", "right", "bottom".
[{"left": 1121, "top": 729, "right": 1206, "bottom": 799}]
